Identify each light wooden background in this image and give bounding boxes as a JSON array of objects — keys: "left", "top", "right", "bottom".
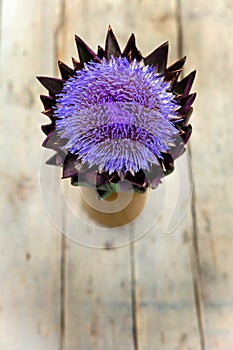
[{"left": 0, "top": 1, "right": 233, "bottom": 349}]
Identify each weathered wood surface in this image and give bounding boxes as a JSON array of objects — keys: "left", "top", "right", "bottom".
[
  {"left": 0, "top": 1, "right": 61, "bottom": 349},
  {"left": 0, "top": 0, "right": 232, "bottom": 349},
  {"left": 181, "top": 1, "right": 233, "bottom": 348}
]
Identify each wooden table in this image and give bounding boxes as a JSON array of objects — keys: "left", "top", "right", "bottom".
[{"left": 0, "top": 1, "right": 232, "bottom": 349}]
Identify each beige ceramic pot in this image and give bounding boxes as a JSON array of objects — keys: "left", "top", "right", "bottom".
[{"left": 80, "top": 188, "right": 148, "bottom": 228}]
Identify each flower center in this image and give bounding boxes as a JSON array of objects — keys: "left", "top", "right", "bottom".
[
  {"left": 86, "top": 122, "right": 163, "bottom": 158},
  {"left": 55, "top": 57, "right": 179, "bottom": 174},
  {"left": 94, "top": 123, "right": 149, "bottom": 141}
]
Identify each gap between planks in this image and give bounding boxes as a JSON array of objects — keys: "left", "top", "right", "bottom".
[
  {"left": 60, "top": 233, "right": 66, "bottom": 350},
  {"left": 187, "top": 146, "right": 206, "bottom": 350},
  {"left": 130, "top": 228, "right": 139, "bottom": 350},
  {"left": 0, "top": 0, "right": 2, "bottom": 54},
  {"left": 53, "top": 1, "right": 67, "bottom": 349},
  {"left": 176, "top": 0, "right": 205, "bottom": 348}
]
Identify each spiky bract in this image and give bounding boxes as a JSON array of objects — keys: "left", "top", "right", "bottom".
[{"left": 37, "top": 26, "right": 196, "bottom": 198}]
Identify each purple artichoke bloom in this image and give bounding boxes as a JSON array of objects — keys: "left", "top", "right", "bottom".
[{"left": 37, "top": 26, "right": 196, "bottom": 198}]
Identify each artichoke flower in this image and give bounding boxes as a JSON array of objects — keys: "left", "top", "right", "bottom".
[{"left": 37, "top": 26, "right": 196, "bottom": 199}]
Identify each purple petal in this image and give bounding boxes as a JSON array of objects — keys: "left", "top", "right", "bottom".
[
  {"left": 166, "top": 56, "right": 186, "bottom": 72},
  {"left": 97, "top": 45, "right": 105, "bottom": 59},
  {"left": 75, "top": 35, "right": 100, "bottom": 63},
  {"left": 72, "top": 57, "right": 84, "bottom": 71},
  {"left": 178, "top": 93, "right": 197, "bottom": 114},
  {"left": 40, "top": 95, "right": 55, "bottom": 110},
  {"left": 41, "top": 123, "right": 54, "bottom": 136},
  {"left": 144, "top": 41, "right": 168, "bottom": 73},
  {"left": 174, "top": 71, "right": 196, "bottom": 96},
  {"left": 63, "top": 154, "right": 83, "bottom": 178},
  {"left": 58, "top": 60, "right": 75, "bottom": 80},
  {"left": 37, "top": 76, "right": 64, "bottom": 96},
  {"left": 105, "top": 25, "right": 121, "bottom": 59},
  {"left": 122, "top": 33, "right": 142, "bottom": 62},
  {"left": 46, "top": 151, "right": 66, "bottom": 166}
]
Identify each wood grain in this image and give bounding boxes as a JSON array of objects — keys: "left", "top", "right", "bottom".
[
  {"left": 56, "top": 1, "right": 200, "bottom": 349},
  {"left": 0, "top": 1, "right": 62, "bottom": 349},
  {"left": 56, "top": 1, "right": 136, "bottom": 349},
  {"left": 182, "top": 0, "right": 233, "bottom": 348},
  {"left": 130, "top": 2, "right": 201, "bottom": 348},
  {"left": 1, "top": 0, "right": 233, "bottom": 349}
]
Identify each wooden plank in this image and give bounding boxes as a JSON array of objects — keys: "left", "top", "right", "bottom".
[
  {"left": 181, "top": 1, "right": 233, "bottom": 349},
  {"left": 133, "top": 1, "right": 201, "bottom": 349},
  {"left": 63, "top": 244, "right": 134, "bottom": 350},
  {"left": 56, "top": 1, "right": 139, "bottom": 349},
  {"left": 53, "top": 0, "right": 204, "bottom": 349},
  {"left": 134, "top": 176, "right": 201, "bottom": 348},
  {"left": 0, "top": 1, "right": 61, "bottom": 349},
  {"left": 57, "top": 0, "right": 194, "bottom": 347}
]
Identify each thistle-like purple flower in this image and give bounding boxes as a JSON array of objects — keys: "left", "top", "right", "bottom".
[{"left": 37, "top": 26, "right": 196, "bottom": 198}]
